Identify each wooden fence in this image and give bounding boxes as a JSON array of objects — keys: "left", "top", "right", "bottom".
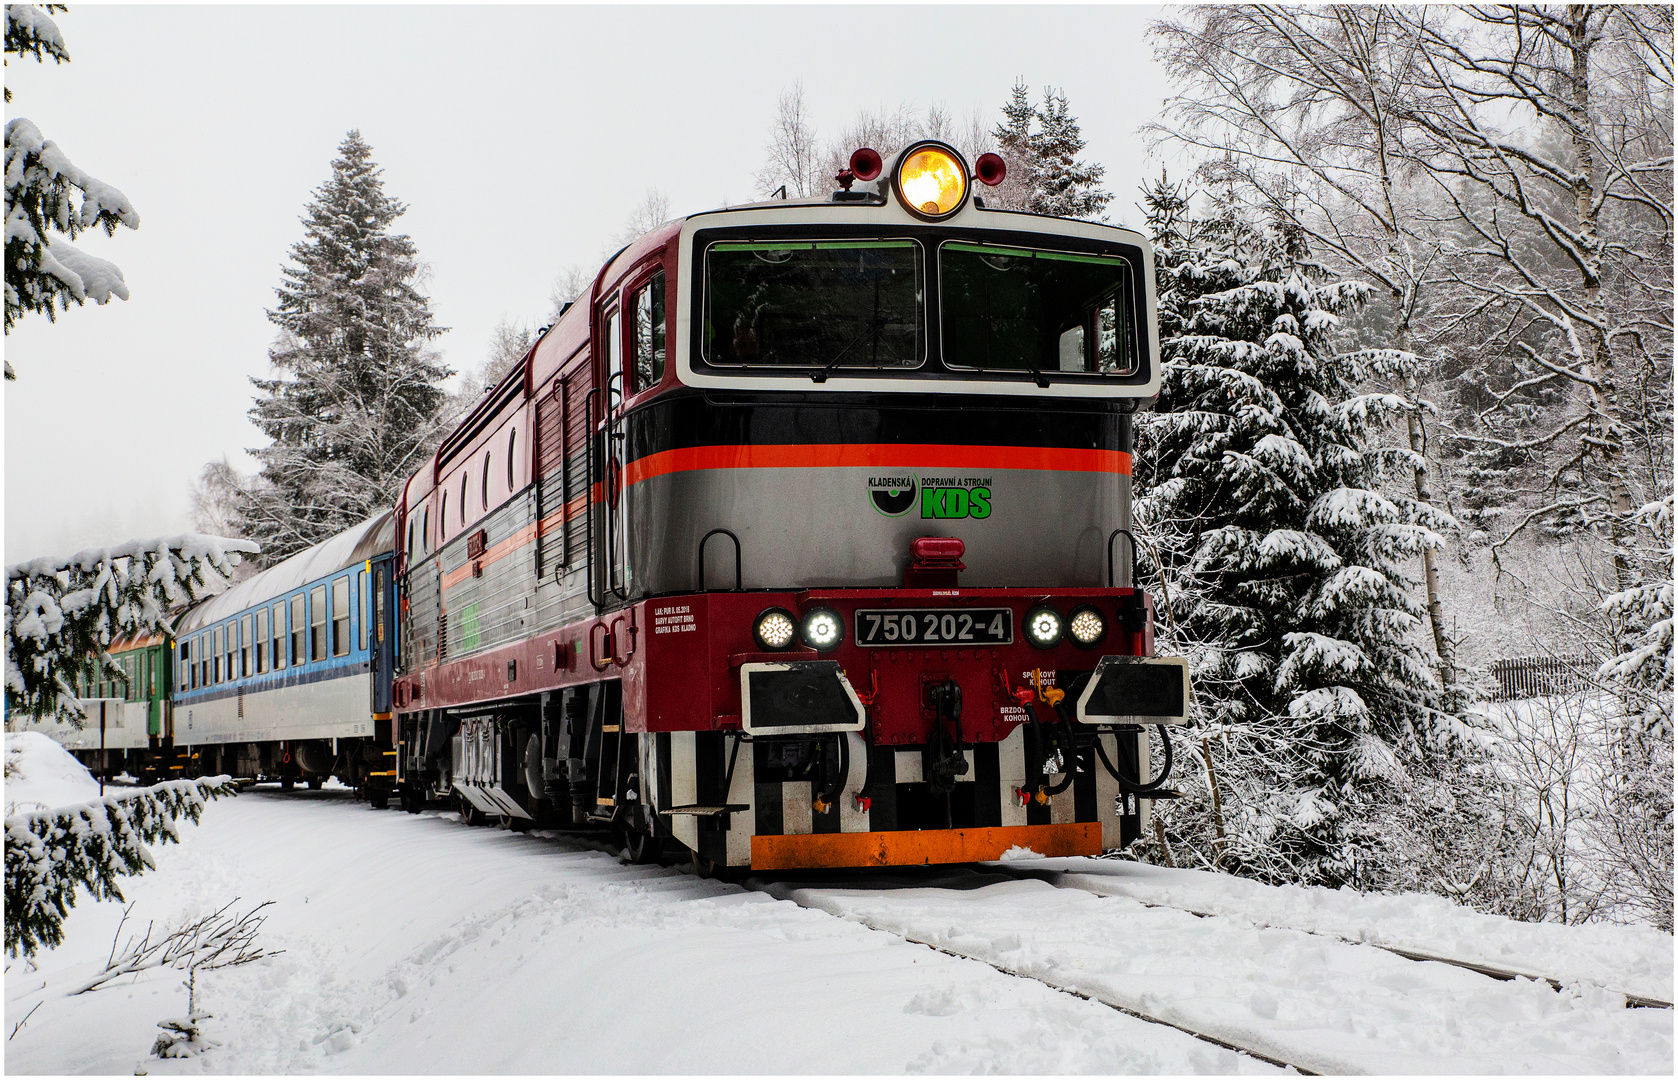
[{"left": 1488, "top": 655, "right": 1594, "bottom": 702}]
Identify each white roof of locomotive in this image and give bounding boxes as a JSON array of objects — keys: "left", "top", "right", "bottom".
[{"left": 175, "top": 511, "right": 393, "bottom": 634}]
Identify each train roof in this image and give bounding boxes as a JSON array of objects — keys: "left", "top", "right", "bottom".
[{"left": 175, "top": 511, "right": 394, "bottom": 635}]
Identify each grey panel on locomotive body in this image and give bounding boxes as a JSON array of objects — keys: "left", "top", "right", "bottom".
[{"left": 630, "top": 465, "right": 1126, "bottom": 593}]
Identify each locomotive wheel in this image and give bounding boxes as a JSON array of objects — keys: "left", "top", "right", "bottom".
[
  {"left": 280, "top": 777, "right": 295, "bottom": 791},
  {"left": 626, "top": 829, "right": 663, "bottom": 865},
  {"left": 308, "top": 777, "right": 324, "bottom": 790},
  {"left": 369, "top": 789, "right": 390, "bottom": 810},
  {"left": 502, "top": 814, "right": 531, "bottom": 833},
  {"left": 616, "top": 821, "right": 663, "bottom": 865}
]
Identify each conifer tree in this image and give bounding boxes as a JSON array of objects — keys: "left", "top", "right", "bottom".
[
  {"left": 989, "top": 80, "right": 1040, "bottom": 212},
  {"left": 3, "top": 5, "right": 139, "bottom": 367},
  {"left": 988, "top": 81, "right": 1109, "bottom": 221},
  {"left": 1030, "top": 89, "right": 1110, "bottom": 220},
  {"left": 241, "top": 131, "right": 450, "bottom": 564},
  {"left": 1136, "top": 176, "right": 1464, "bottom": 889}
]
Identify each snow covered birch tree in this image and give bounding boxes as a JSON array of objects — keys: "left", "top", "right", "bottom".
[
  {"left": 1136, "top": 181, "right": 1482, "bottom": 890},
  {"left": 4, "top": 4, "right": 140, "bottom": 372},
  {"left": 6, "top": 535, "right": 256, "bottom": 723},
  {"left": 240, "top": 131, "right": 450, "bottom": 565}
]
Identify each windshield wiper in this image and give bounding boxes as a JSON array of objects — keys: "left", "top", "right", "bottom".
[
  {"left": 1021, "top": 355, "right": 1051, "bottom": 389},
  {"left": 811, "top": 316, "right": 885, "bottom": 383}
]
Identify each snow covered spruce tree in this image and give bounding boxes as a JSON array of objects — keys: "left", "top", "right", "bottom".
[
  {"left": 989, "top": 81, "right": 1109, "bottom": 220},
  {"left": 240, "top": 131, "right": 450, "bottom": 565},
  {"left": 1134, "top": 178, "right": 1515, "bottom": 894},
  {"left": 3, "top": 4, "right": 140, "bottom": 372},
  {"left": 6, "top": 536, "right": 256, "bottom": 723}
]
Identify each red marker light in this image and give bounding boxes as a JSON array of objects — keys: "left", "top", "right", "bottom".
[
  {"left": 975, "top": 153, "right": 1007, "bottom": 187},
  {"left": 850, "top": 147, "right": 883, "bottom": 182},
  {"left": 911, "top": 537, "right": 966, "bottom": 562}
]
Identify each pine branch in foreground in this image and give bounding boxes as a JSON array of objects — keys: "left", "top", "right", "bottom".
[
  {"left": 4, "top": 777, "right": 239, "bottom": 958},
  {"left": 5, "top": 534, "right": 257, "bottom": 724}
]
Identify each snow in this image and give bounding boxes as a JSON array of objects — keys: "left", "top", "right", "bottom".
[
  {"left": 6, "top": 788, "right": 1670, "bottom": 1074},
  {"left": 5, "top": 792, "right": 1271, "bottom": 1074},
  {"left": 43, "top": 236, "right": 129, "bottom": 305},
  {"left": 775, "top": 870, "right": 1672, "bottom": 1074},
  {"left": 4, "top": 731, "right": 103, "bottom": 816},
  {"left": 990, "top": 857, "right": 1674, "bottom": 1004}
]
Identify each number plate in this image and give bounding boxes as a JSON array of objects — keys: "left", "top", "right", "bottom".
[{"left": 854, "top": 608, "right": 1014, "bottom": 647}]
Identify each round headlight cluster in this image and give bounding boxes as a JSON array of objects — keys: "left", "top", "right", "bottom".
[
  {"left": 754, "top": 608, "right": 797, "bottom": 651},
  {"left": 895, "top": 142, "right": 969, "bottom": 219},
  {"left": 801, "top": 607, "right": 844, "bottom": 651},
  {"left": 1025, "top": 605, "right": 1064, "bottom": 649},
  {"left": 1069, "top": 606, "right": 1107, "bottom": 648}
]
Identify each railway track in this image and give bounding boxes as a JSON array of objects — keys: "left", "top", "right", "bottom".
[
  {"left": 751, "top": 878, "right": 1312, "bottom": 1074},
  {"left": 750, "top": 866, "right": 1672, "bottom": 1075},
  {"left": 983, "top": 863, "right": 1674, "bottom": 1010}
]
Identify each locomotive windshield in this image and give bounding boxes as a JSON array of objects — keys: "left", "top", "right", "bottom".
[
  {"left": 702, "top": 240, "right": 922, "bottom": 369},
  {"left": 940, "top": 242, "right": 1138, "bottom": 376}
]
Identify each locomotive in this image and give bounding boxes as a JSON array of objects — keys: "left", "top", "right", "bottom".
[
  {"left": 22, "top": 141, "right": 1189, "bottom": 874},
  {"left": 391, "top": 142, "right": 1189, "bottom": 872}
]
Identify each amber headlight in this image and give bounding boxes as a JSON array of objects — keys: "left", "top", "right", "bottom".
[{"left": 894, "top": 142, "right": 968, "bottom": 219}]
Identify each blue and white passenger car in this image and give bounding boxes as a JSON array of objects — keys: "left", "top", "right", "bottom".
[{"left": 172, "top": 511, "right": 399, "bottom": 799}]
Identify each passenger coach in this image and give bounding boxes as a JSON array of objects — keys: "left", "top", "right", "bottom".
[
  {"left": 172, "top": 512, "right": 399, "bottom": 800},
  {"left": 394, "top": 142, "right": 1189, "bottom": 871}
]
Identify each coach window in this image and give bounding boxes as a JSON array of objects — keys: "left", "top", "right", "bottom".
[
  {"left": 357, "top": 570, "right": 368, "bottom": 651},
  {"left": 225, "top": 624, "right": 235, "bottom": 682},
  {"left": 422, "top": 507, "right": 431, "bottom": 553},
  {"left": 240, "top": 615, "right": 252, "bottom": 677},
  {"left": 439, "top": 494, "right": 447, "bottom": 541},
  {"left": 178, "top": 642, "right": 188, "bottom": 690},
  {"left": 332, "top": 576, "right": 350, "bottom": 657},
  {"left": 291, "top": 595, "right": 306, "bottom": 666},
  {"left": 630, "top": 272, "right": 666, "bottom": 392},
  {"left": 254, "top": 609, "right": 267, "bottom": 674},
  {"left": 199, "top": 634, "right": 209, "bottom": 688},
  {"left": 406, "top": 519, "right": 415, "bottom": 563},
  {"left": 310, "top": 585, "right": 327, "bottom": 661},
  {"left": 507, "top": 430, "right": 516, "bottom": 490},
  {"left": 272, "top": 602, "right": 285, "bottom": 670},
  {"left": 459, "top": 472, "right": 468, "bottom": 525}
]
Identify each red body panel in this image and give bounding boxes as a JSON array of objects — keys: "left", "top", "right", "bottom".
[{"left": 394, "top": 587, "right": 1154, "bottom": 742}]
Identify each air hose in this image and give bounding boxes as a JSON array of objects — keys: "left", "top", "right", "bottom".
[
  {"left": 1093, "top": 724, "right": 1175, "bottom": 795},
  {"left": 1054, "top": 671, "right": 1175, "bottom": 797},
  {"left": 816, "top": 732, "right": 848, "bottom": 807}
]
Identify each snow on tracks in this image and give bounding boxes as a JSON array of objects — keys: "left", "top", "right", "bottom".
[
  {"left": 1015, "top": 857, "right": 1675, "bottom": 1005},
  {"left": 766, "top": 871, "right": 1674, "bottom": 1074},
  {"left": 7, "top": 790, "right": 1266, "bottom": 1074}
]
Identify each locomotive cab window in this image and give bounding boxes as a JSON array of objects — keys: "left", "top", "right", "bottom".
[
  {"left": 940, "top": 242, "right": 1138, "bottom": 377},
  {"left": 703, "top": 240, "right": 922, "bottom": 370},
  {"left": 630, "top": 271, "right": 665, "bottom": 392}
]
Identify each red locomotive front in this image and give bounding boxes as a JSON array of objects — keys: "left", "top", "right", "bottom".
[{"left": 391, "top": 143, "right": 1189, "bottom": 871}]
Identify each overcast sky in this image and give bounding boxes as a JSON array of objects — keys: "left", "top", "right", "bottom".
[{"left": 4, "top": 3, "right": 1178, "bottom": 563}]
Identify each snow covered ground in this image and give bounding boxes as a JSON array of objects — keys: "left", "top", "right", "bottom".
[{"left": 4, "top": 737, "right": 1672, "bottom": 1074}]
